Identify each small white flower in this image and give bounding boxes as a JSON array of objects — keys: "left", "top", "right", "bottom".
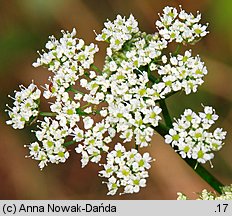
[
  {"left": 100, "top": 109, "right": 108, "bottom": 117},
  {"left": 89, "top": 71, "right": 96, "bottom": 79},
  {"left": 80, "top": 151, "right": 89, "bottom": 168},
  {"left": 72, "top": 127, "right": 84, "bottom": 142},
  {"left": 83, "top": 116, "right": 94, "bottom": 129},
  {"left": 74, "top": 93, "right": 83, "bottom": 101},
  {"left": 199, "top": 106, "right": 218, "bottom": 128},
  {"left": 120, "top": 129, "right": 133, "bottom": 143}
]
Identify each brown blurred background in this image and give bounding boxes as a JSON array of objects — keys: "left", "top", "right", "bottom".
[{"left": 0, "top": 0, "right": 232, "bottom": 199}]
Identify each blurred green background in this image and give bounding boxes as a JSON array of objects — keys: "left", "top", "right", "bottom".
[{"left": 0, "top": 0, "right": 232, "bottom": 199}]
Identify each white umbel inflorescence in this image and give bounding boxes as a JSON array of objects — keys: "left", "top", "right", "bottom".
[
  {"left": 83, "top": 69, "right": 163, "bottom": 148},
  {"left": 156, "top": 6, "right": 208, "bottom": 44},
  {"left": 165, "top": 106, "right": 226, "bottom": 165},
  {"left": 6, "top": 82, "right": 41, "bottom": 129},
  {"left": 33, "top": 28, "right": 99, "bottom": 100},
  {"left": 5, "top": 5, "right": 227, "bottom": 196},
  {"left": 27, "top": 117, "right": 70, "bottom": 169},
  {"left": 157, "top": 50, "right": 208, "bottom": 95},
  {"left": 96, "top": 14, "right": 139, "bottom": 52},
  {"left": 99, "top": 143, "right": 153, "bottom": 195},
  {"left": 33, "top": 28, "right": 98, "bottom": 71}
]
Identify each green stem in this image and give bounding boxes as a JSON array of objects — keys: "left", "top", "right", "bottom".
[
  {"left": 81, "top": 103, "right": 91, "bottom": 110},
  {"left": 63, "top": 140, "right": 76, "bottom": 147},
  {"left": 159, "top": 99, "right": 173, "bottom": 128},
  {"left": 91, "top": 64, "right": 103, "bottom": 74},
  {"left": 39, "top": 112, "right": 56, "bottom": 117},
  {"left": 148, "top": 72, "right": 157, "bottom": 84},
  {"left": 84, "top": 72, "right": 90, "bottom": 78},
  {"left": 66, "top": 86, "right": 84, "bottom": 95},
  {"left": 174, "top": 44, "right": 181, "bottom": 56},
  {"left": 153, "top": 123, "right": 223, "bottom": 194},
  {"left": 154, "top": 122, "right": 169, "bottom": 137},
  {"left": 185, "top": 158, "right": 223, "bottom": 194},
  {"left": 164, "top": 90, "right": 180, "bottom": 99}
]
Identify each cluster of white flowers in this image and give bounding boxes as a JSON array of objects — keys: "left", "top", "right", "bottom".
[
  {"left": 177, "top": 184, "right": 232, "bottom": 200},
  {"left": 165, "top": 106, "right": 226, "bottom": 165},
  {"left": 83, "top": 69, "right": 163, "bottom": 148},
  {"left": 96, "top": 14, "right": 139, "bottom": 52},
  {"left": 96, "top": 14, "right": 168, "bottom": 74},
  {"left": 33, "top": 28, "right": 98, "bottom": 71},
  {"left": 50, "top": 99, "right": 81, "bottom": 128},
  {"left": 33, "top": 28, "right": 99, "bottom": 100},
  {"left": 31, "top": 29, "right": 104, "bottom": 168},
  {"left": 103, "top": 32, "right": 168, "bottom": 73},
  {"left": 6, "top": 6, "right": 228, "bottom": 196},
  {"left": 157, "top": 50, "right": 207, "bottom": 95},
  {"left": 99, "top": 143, "right": 153, "bottom": 195},
  {"left": 6, "top": 83, "right": 41, "bottom": 129},
  {"left": 156, "top": 6, "right": 208, "bottom": 44},
  {"left": 74, "top": 118, "right": 110, "bottom": 167},
  {"left": 26, "top": 117, "right": 70, "bottom": 169}
]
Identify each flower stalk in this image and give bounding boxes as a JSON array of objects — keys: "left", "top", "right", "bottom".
[
  {"left": 39, "top": 111, "right": 56, "bottom": 117},
  {"left": 158, "top": 100, "right": 173, "bottom": 128}
]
